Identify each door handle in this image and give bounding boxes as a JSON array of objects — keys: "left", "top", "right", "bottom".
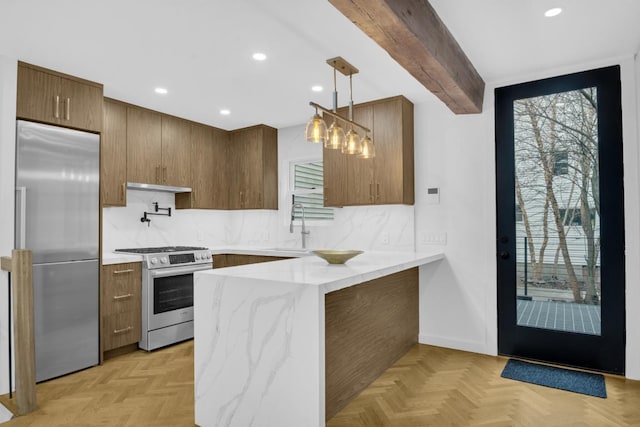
[
  {"left": 54, "top": 95, "right": 60, "bottom": 119},
  {"left": 64, "top": 98, "right": 70, "bottom": 121},
  {"left": 500, "top": 251, "right": 510, "bottom": 260}
]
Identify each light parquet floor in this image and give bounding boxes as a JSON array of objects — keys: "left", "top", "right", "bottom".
[
  {"left": 0, "top": 342, "right": 194, "bottom": 427},
  {"left": 327, "top": 344, "right": 640, "bottom": 427},
  {"left": 1, "top": 340, "right": 639, "bottom": 426}
]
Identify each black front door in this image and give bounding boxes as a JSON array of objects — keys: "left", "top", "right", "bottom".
[{"left": 495, "top": 65, "right": 625, "bottom": 374}]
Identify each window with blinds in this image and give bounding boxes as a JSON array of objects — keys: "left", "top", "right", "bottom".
[{"left": 291, "top": 161, "right": 334, "bottom": 221}]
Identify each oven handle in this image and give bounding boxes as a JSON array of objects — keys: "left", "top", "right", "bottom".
[{"left": 147, "top": 263, "right": 212, "bottom": 279}]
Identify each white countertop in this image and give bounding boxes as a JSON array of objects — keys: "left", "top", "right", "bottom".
[
  {"left": 199, "top": 249, "right": 445, "bottom": 294},
  {"left": 102, "top": 252, "right": 144, "bottom": 265},
  {"left": 101, "top": 246, "right": 311, "bottom": 265}
]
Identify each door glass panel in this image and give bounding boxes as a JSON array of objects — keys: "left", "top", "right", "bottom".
[{"left": 513, "top": 87, "right": 601, "bottom": 335}]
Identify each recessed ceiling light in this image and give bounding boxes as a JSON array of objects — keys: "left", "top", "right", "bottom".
[
  {"left": 544, "top": 7, "right": 562, "bottom": 17},
  {"left": 154, "top": 87, "right": 168, "bottom": 94},
  {"left": 252, "top": 53, "right": 267, "bottom": 61},
  {"left": 220, "top": 109, "right": 231, "bottom": 115},
  {"left": 311, "top": 85, "right": 323, "bottom": 92}
]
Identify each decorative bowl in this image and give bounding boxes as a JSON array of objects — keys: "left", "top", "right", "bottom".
[{"left": 312, "top": 250, "right": 364, "bottom": 264}]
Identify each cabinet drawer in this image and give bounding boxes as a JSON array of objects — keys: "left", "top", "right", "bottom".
[
  {"left": 102, "top": 262, "right": 141, "bottom": 315},
  {"left": 103, "top": 311, "right": 141, "bottom": 351}
]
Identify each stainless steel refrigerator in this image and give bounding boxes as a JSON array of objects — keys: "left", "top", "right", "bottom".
[{"left": 15, "top": 120, "right": 99, "bottom": 382}]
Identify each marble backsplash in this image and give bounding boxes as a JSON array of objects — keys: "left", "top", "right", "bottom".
[{"left": 103, "top": 189, "right": 415, "bottom": 253}]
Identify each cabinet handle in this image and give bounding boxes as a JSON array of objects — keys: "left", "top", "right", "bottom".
[
  {"left": 258, "top": 192, "right": 262, "bottom": 204},
  {"left": 369, "top": 183, "right": 374, "bottom": 201},
  {"left": 240, "top": 191, "right": 244, "bottom": 207},
  {"left": 121, "top": 182, "right": 126, "bottom": 202},
  {"left": 376, "top": 183, "right": 380, "bottom": 200},
  {"left": 113, "top": 268, "right": 134, "bottom": 274},
  {"left": 65, "top": 98, "right": 70, "bottom": 120},
  {"left": 54, "top": 95, "right": 60, "bottom": 119},
  {"left": 192, "top": 189, "right": 196, "bottom": 204},
  {"left": 163, "top": 167, "right": 167, "bottom": 184},
  {"left": 113, "top": 293, "right": 133, "bottom": 300},
  {"left": 113, "top": 326, "right": 133, "bottom": 334}
]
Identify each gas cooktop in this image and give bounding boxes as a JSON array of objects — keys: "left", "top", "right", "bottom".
[{"left": 115, "top": 246, "right": 209, "bottom": 254}]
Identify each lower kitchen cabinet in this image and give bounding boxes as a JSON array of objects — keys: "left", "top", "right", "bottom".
[
  {"left": 213, "top": 254, "right": 289, "bottom": 268},
  {"left": 101, "top": 262, "right": 142, "bottom": 356}
]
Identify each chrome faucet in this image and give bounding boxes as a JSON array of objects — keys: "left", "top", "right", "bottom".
[{"left": 290, "top": 202, "right": 310, "bottom": 249}]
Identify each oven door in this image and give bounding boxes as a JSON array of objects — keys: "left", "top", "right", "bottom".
[{"left": 146, "top": 263, "right": 211, "bottom": 331}]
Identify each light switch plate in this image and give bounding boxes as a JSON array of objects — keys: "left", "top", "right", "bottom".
[{"left": 426, "top": 187, "right": 440, "bottom": 204}]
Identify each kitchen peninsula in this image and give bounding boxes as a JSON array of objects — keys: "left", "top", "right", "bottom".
[{"left": 193, "top": 249, "right": 444, "bottom": 427}]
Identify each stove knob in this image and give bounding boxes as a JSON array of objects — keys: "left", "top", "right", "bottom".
[
  {"left": 196, "top": 253, "right": 202, "bottom": 260},
  {"left": 150, "top": 257, "right": 158, "bottom": 265},
  {"left": 160, "top": 257, "right": 168, "bottom": 264},
  {"left": 206, "top": 252, "right": 211, "bottom": 259}
]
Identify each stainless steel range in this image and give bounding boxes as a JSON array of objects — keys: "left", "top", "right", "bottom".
[{"left": 114, "top": 246, "right": 212, "bottom": 350}]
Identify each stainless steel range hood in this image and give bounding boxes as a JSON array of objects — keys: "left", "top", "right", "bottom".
[{"left": 127, "top": 182, "right": 192, "bottom": 193}]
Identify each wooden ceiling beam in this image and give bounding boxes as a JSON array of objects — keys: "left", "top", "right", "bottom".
[{"left": 329, "top": 0, "right": 485, "bottom": 114}]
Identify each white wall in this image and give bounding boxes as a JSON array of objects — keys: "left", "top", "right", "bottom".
[
  {"left": 415, "top": 55, "right": 640, "bottom": 379},
  {"left": 0, "top": 55, "right": 17, "bottom": 394}
]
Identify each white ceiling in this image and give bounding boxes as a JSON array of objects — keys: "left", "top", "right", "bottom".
[{"left": 1, "top": 0, "right": 639, "bottom": 130}]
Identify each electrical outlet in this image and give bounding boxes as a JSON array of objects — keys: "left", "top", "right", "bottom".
[{"left": 422, "top": 231, "right": 447, "bottom": 245}]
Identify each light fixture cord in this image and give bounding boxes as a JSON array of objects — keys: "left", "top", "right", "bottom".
[
  {"left": 332, "top": 62, "right": 338, "bottom": 113},
  {"left": 349, "top": 73, "right": 354, "bottom": 122}
]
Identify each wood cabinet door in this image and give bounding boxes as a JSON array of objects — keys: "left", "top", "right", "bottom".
[
  {"left": 59, "top": 77, "right": 103, "bottom": 132},
  {"left": 373, "top": 98, "right": 413, "bottom": 205},
  {"left": 210, "top": 128, "right": 230, "bottom": 209},
  {"left": 127, "top": 107, "right": 162, "bottom": 184},
  {"left": 161, "top": 116, "right": 191, "bottom": 187},
  {"left": 229, "top": 127, "right": 261, "bottom": 208},
  {"left": 16, "top": 64, "right": 61, "bottom": 125},
  {"left": 101, "top": 99, "right": 127, "bottom": 206},
  {"left": 185, "top": 124, "right": 214, "bottom": 209},
  {"left": 227, "top": 131, "right": 244, "bottom": 209},
  {"left": 240, "top": 128, "right": 262, "bottom": 208},
  {"left": 347, "top": 104, "right": 375, "bottom": 205},
  {"left": 259, "top": 126, "right": 278, "bottom": 209}
]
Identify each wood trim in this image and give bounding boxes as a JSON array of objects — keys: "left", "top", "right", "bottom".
[
  {"left": 1, "top": 256, "right": 11, "bottom": 272},
  {"left": 325, "top": 267, "right": 418, "bottom": 420},
  {"left": 10, "top": 250, "right": 38, "bottom": 415},
  {"left": 18, "top": 61, "right": 103, "bottom": 89},
  {"left": 329, "top": 0, "right": 485, "bottom": 114}
]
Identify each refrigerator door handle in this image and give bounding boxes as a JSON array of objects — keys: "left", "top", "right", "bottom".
[{"left": 15, "top": 186, "right": 26, "bottom": 249}]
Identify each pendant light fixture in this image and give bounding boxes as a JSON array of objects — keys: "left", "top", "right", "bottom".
[{"left": 305, "top": 57, "right": 374, "bottom": 158}]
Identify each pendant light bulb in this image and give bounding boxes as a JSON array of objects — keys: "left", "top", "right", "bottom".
[
  {"left": 343, "top": 128, "right": 361, "bottom": 155},
  {"left": 305, "top": 110, "right": 327, "bottom": 144},
  {"left": 358, "top": 134, "right": 375, "bottom": 159},
  {"left": 326, "top": 120, "right": 345, "bottom": 149}
]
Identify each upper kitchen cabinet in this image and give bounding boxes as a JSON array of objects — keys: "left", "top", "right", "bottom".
[
  {"left": 324, "top": 95, "right": 414, "bottom": 207},
  {"left": 102, "top": 99, "right": 127, "bottom": 207},
  {"left": 126, "top": 106, "right": 162, "bottom": 185},
  {"left": 126, "top": 106, "right": 191, "bottom": 187},
  {"left": 161, "top": 116, "right": 191, "bottom": 188},
  {"left": 228, "top": 125, "right": 278, "bottom": 210},
  {"left": 176, "top": 124, "right": 229, "bottom": 209},
  {"left": 16, "top": 61, "right": 103, "bottom": 133}
]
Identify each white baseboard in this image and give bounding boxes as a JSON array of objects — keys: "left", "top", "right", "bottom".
[{"left": 418, "top": 333, "right": 494, "bottom": 356}]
